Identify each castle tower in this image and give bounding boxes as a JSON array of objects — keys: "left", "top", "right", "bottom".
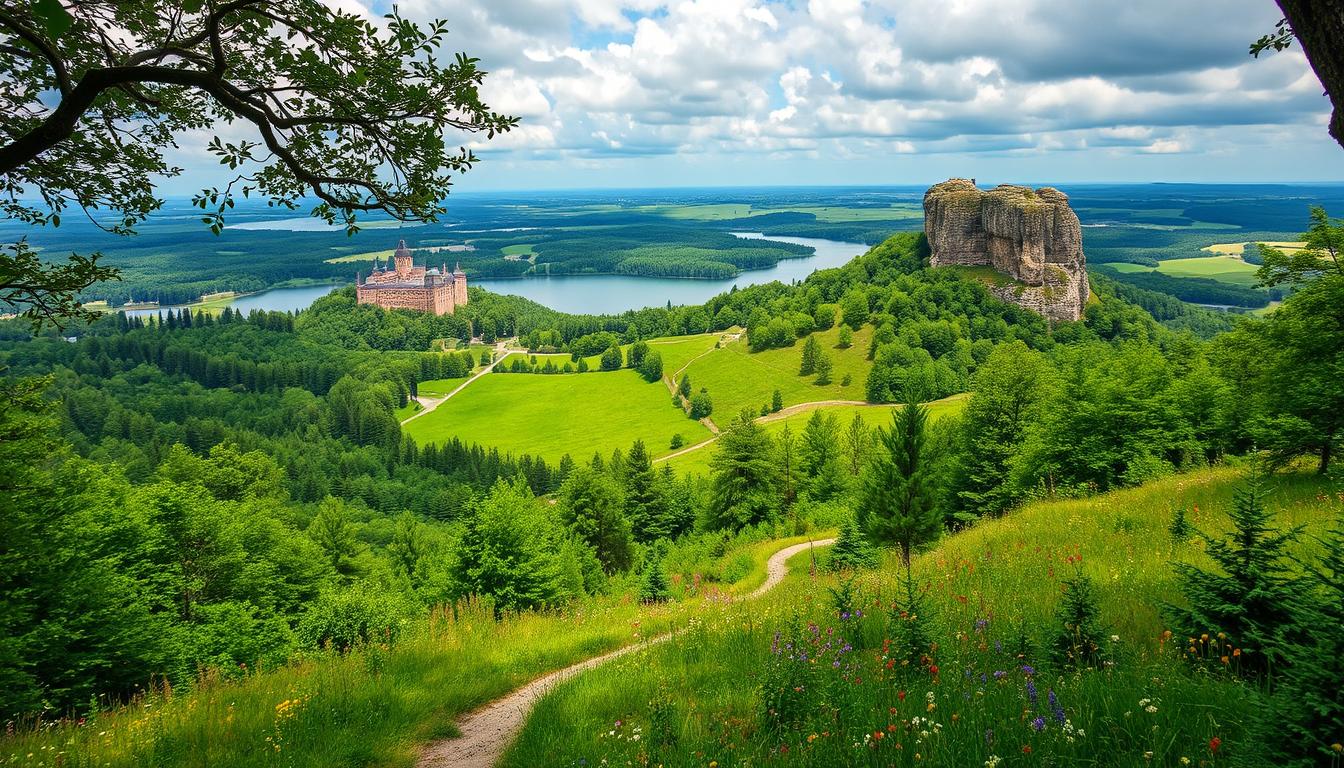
[
  {"left": 394, "top": 239, "right": 413, "bottom": 279},
  {"left": 453, "top": 261, "right": 468, "bottom": 307}
]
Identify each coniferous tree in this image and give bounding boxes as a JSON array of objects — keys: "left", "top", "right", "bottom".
[
  {"left": 639, "top": 541, "right": 672, "bottom": 603},
  {"left": 800, "top": 410, "right": 845, "bottom": 501},
  {"left": 456, "top": 479, "right": 565, "bottom": 619},
  {"left": 860, "top": 401, "right": 940, "bottom": 573},
  {"left": 707, "top": 410, "right": 778, "bottom": 530},
  {"left": 679, "top": 374, "right": 692, "bottom": 399},
  {"left": 844, "top": 412, "right": 870, "bottom": 475},
  {"left": 1260, "top": 519, "right": 1344, "bottom": 766},
  {"left": 557, "top": 467, "right": 633, "bottom": 573},
  {"left": 829, "top": 514, "right": 878, "bottom": 571},
  {"left": 814, "top": 353, "right": 833, "bottom": 385},
  {"left": 623, "top": 440, "right": 667, "bottom": 542},
  {"left": 771, "top": 389, "right": 783, "bottom": 412},
  {"left": 799, "top": 335, "right": 821, "bottom": 376},
  {"left": 1166, "top": 470, "right": 1303, "bottom": 678},
  {"left": 1051, "top": 568, "right": 1108, "bottom": 670}
]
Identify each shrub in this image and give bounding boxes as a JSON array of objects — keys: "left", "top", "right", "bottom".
[
  {"left": 600, "top": 345, "right": 624, "bottom": 371},
  {"left": 689, "top": 392, "right": 713, "bottom": 420},
  {"left": 640, "top": 543, "right": 671, "bottom": 603},
  {"left": 829, "top": 514, "right": 878, "bottom": 571},
  {"left": 296, "top": 589, "right": 413, "bottom": 651},
  {"left": 669, "top": 433, "right": 684, "bottom": 449}
]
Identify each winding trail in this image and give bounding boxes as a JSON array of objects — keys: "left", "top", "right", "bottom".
[{"left": 416, "top": 537, "right": 835, "bottom": 768}]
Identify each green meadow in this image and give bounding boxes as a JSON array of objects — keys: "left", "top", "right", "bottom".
[
  {"left": 500, "top": 465, "right": 1341, "bottom": 768},
  {"left": 402, "top": 369, "right": 712, "bottom": 463},
  {"left": 1105, "top": 254, "right": 1261, "bottom": 287},
  {"left": 679, "top": 324, "right": 876, "bottom": 420}
]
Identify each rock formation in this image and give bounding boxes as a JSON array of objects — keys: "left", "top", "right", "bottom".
[{"left": 923, "top": 178, "right": 1089, "bottom": 322}]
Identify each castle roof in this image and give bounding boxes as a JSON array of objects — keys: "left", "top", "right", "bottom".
[{"left": 394, "top": 239, "right": 412, "bottom": 260}]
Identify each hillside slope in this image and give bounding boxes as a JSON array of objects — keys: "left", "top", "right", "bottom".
[{"left": 500, "top": 465, "right": 1340, "bottom": 767}]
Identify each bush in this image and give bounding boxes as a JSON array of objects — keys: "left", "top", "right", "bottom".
[
  {"left": 829, "top": 514, "right": 878, "bottom": 571},
  {"left": 638, "top": 350, "right": 663, "bottom": 382},
  {"left": 600, "top": 345, "right": 624, "bottom": 371},
  {"left": 669, "top": 433, "right": 684, "bottom": 449},
  {"left": 296, "top": 589, "right": 414, "bottom": 651},
  {"left": 640, "top": 543, "right": 671, "bottom": 603},
  {"left": 689, "top": 392, "right": 713, "bottom": 420}
]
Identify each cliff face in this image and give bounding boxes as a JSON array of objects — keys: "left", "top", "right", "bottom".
[{"left": 923, "top": 179, "right": 1089, "bottom": 322}]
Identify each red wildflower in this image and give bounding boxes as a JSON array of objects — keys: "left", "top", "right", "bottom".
[
  {"left": 898, "top": 690, "right": 906, "bottom": 701},
  {"left": 1210, "top": 736, "right": 1222, "bottom": 754},
  {"left": 929, "top": 664, "right": 940, "bottom": 676},
  {"left": 1022, "top": 745, "right": 1033, "bottom": 754}
]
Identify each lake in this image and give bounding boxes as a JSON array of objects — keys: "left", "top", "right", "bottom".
[{"left": 120, "top": 233, "right": 866, "bottom": 317}]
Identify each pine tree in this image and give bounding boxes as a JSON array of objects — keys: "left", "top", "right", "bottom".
[
  {"left": 814, "top": 353, "right": 833, "bottom": 385},
  {"left": 829, "top": 514, "right": 878, "bottom": 571},
  {"left": 679, "top": 374, "right": 692, "bottom": 398},
  {"left": 771, "top": 389, "right": 783, "bottom": 412},
  {"left": 844, "top": 412, "right": 870, "bottom": 475},
  {"left": 640, "top": 542, "right": 672, "bottom": 603},
  {"left": 799, "top": 335, "right": 821, "bottom": 375},
  {"left": 707, "top": 410, "right": 778, "bottom": 530},
  {"left": 1051, "top": 568, "right": 1108, "bottom": 670},
  {"left": 860, "top": 401, "right": 941, "bottom": 573},
  {"left": 557, "top": 466, "right": 633, "bottom": 573},
  {"left": 1260, "top": 519, "right": 1344, "bottom": 766},
  {"left": 1166, "top": 469, "right": 1303, "bottom": 678}
]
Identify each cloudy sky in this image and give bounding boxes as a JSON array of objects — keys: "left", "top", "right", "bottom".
[{"left": 182, "top": 0, "right": 1344, "bottom": 191}]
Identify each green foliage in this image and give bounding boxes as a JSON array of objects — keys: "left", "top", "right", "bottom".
[
  {"left": 707, "top": 411, "right": 778, "bottom": 530},
  {"left": 828, "top": 514, "right": 878, "bottom": 571},
  {"left": 295, "top": 590, "right": 414, "bottom": 651},
  {"left": 771, "top": 389, "right": 783, "bottom": 412},
  {"left": 600, "top": 344, "right": 624, "bottom": 371},
  {"left": 455, "top": 480, "right": 568, "bottom": 619},
  {"left": 679, "top": 374, "right": 692, "bottom": 398},
  {"left": 799, "top": 335, "right": 820, "bottom": 375},
  {"left": 814, "top": 353, "right": 833, "bottom": 385},
  {"left": 557, "top": 467, "right": 633, "bottom": 574},
  {"left": 1255, "top": 206, "right": 1343, "bottom": 287},
  {"left": 1166, "top": 470, "right": 1303, "bottom": 678},
  {"left": 1050, "top": 568, "right": 1109, "bottom": 670},
  {"left": 1169, "top": 507, "right": 1193, "bottom": 542},
  {"left": 689, "top": 391, "right": 714, "bottom": 420},
  {"left": 860, "top": 402, "right": 940, "bottom": 568},
  {"left": 837, "top": 325, "right": 853, "bottom": 349},
  {"left": 799, "top": 410, "right": 846, "bottom": 502},
  {"left": 638, "top": 350, "right": 664, "bottom": 382},
  {"left": 639, "top": 542, "right": 672, "bottom": 603}
]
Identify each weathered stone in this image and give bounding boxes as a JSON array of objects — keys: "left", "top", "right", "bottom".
[{"left": 923, "top": 178, "right": 1089, "bottom": 322}]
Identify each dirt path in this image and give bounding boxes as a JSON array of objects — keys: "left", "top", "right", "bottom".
[
  {"left": 415, "top": 537, "right": 834, "bottom": 768},
  {"left": 400, "top": 349, "right": 520, "bottom": 426}
]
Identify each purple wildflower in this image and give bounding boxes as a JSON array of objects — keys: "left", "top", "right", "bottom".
[
  {"left": 1026, "top": 679, "right": 1038, "bottom": 707},
  {"left": 1049, "top": 689, "right": 1065, "bottom": 724},
  {"left": 1021, "top": 664, "right": 1036, "bottom": 676},
  {"left": 993, "top": 670, "right": 1007, "bottom": 680},
  {"left": 1031, "top": 716, "right": 1046, "bottom": 732},
  {"left": 975, "top": 617, "right": 989, "bottom": 632}
]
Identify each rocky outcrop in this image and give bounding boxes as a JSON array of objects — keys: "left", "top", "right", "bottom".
[{"left": 923, "top": 178, "right": 1089, "bottom": 323}]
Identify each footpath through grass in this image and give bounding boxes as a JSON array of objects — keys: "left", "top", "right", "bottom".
[
  {"left": 0, "top": 535, "right": 823, "bottom": 768},
  {"left": 500, "top": 465, "right": 1341, "bottom": 768}
]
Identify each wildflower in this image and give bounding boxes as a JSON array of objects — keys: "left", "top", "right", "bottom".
[
  {"left": 898, "top": 690, "right": 907, "bottom": 701},
  {"left": 1048, "top": 689, "right": 1065, "bottom": 724},
  {"left": 1110, "top": 634, "right": 1120, "bottom": 642},
  {"left": 1031, "top": 716, "right": 1046, "bottom": 732},
  {"left": 808, "top": 734, "right": 817, "bottom": 743},
  {"left": 1332, "top": 743, "right": 1343, "bottom": 754},
  {"left": 1144, "top": 751, "right": 1154, "bottom": 760},
  {"left": 992, "top": 670, "right": 1006, "bottom": 680},
  {"left": 1145, "top": 704, "right": 1158, "bottom": 714},
  {"left": 1026, "top": 680, "right": 1038, "bottom": 707},
  {"left": 1181, "top": 758, "right": 1191, "bottom": 765},
  {"left": 985, "top": 757, "right": 1002, "bottom": 768},
  {"left": 1020, "top": 665, "right": 1035, "bottom": 676},
  {"left": 1210, "top": 736, "right": 1222, "bottom": 754},
  {"left": 1022, "top": 745, "right": 1032, "bottom": 754}
]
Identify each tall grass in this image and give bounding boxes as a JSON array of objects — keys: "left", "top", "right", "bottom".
[
  {"left": 501, "top": 466, "right": 1341, "bottom": 767},
  {"left": 0, "top": 532, "right": 819, "bottom": 768}
]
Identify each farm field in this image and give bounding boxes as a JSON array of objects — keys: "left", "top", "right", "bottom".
[
  {"left": 678, "top": 323, "right": 876, "bottom": 420},
  {"left": 1201, "top": 240, "right": 1306, "bottom": 256},
  {"left": 633, "top": 202, "right": 925, "bottom": 223},
  {"left": 499, "top": 465, "right": 1341, "bottom": 768},
  {"left": 402, "top": 369, "right": 712, "bottom": 463}
]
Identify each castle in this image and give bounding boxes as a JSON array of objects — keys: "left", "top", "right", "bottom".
[{"left": 356, "top": 240, "right": 468, "bottom": 315}]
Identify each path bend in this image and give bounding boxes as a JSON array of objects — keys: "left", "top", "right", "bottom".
[{"left": 416, "top": 537, "right": 834, "bottom": 768}]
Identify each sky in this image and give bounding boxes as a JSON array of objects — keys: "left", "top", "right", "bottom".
[{"left": 167, "top": 0, "right": 1344, "bottom": 192}]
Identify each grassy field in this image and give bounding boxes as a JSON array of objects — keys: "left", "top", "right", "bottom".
[
  {"left": 1103, "top": 255, "right": 1262, "bottom": 287},
  {"left": 402, "top": 369, "right": 711, "bottom": 463},
  {"left": 0, "top": 534, "right": 825, "bottom": 768},
  {"left": 1202, "top": 240, "right": 1306, "bottom": 256},
  {"left": 661, "top": 395, "right": 969, "bottom": 478},
  {"left": 679, "top": 324, "right": 875, "bottom": 421},
  {"left": 501, "top": 465, "right": 1341, "bottom": 768}
]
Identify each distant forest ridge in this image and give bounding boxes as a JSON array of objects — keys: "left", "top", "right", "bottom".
[{"left": 3, "top": 183, "right": 1340, "bottom": 309}]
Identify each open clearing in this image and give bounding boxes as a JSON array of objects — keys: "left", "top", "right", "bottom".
[
  {"left": 679, "top": 324, "right": 875, "bottom": 419},
  {"left": 1104, "top": 254, "right": 1262, "bottom": 286},
  {"left": 1202, "top": 240, "right": 1306, "bottom": 256},
  {"left": 402, "top": 369, "right": 712, "bottom": 464}
]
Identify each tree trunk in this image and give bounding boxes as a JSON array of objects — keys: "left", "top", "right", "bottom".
[
  {"left": 1276, "top": 0, "right": 1344, "bottom": 149},
  {"left": 1319, "top": 438, "right": 1333, "bottom": 474}
]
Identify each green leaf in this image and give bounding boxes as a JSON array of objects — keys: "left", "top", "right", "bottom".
[
  {"left": 182, "top": 0, "right": 205, "bottom": 12},
  {"left": 32, "top": 0, "right": 73, "bottom": 39}
]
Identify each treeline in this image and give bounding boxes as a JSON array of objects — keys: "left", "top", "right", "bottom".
[{"left": 1094, "top": 265, "right": 1274, "bottom": 307}]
